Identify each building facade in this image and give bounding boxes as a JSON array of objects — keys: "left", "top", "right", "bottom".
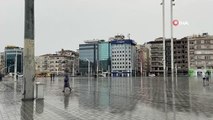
[
  {"left": 148, "top": 39, "right": 164, "bottom": 76},
  {"left": 110, "top": 35, "right": 137, "bottom": 77},
  {"left": 35, "top": 49, "right": 79, "bottom": 76},
  {"left": 0, "top": 52, "right": 5, "bottom": 74},
  {"left": 98, "top": 40, "right": 111, "bottom": 73},
  {"left": 35, "top": 55, "right": 49, "bottom": 75},
  {"left": 79, "top": 40, "right": 99, "bottom": 76},
  {"left": 188, "top": 33, "right": 213, "bottom": 76},
  {"left": 4, "top": 46, "right": 23, "bottom": 74},
  {"left": 138, "top": 44, "right": 150, "bottom": 76},
  {"left": 148, "top": 38, "right": 173, "bottom": 76},
  {"left": 174, "top": 37, "right": 188, "bottom": 75}
]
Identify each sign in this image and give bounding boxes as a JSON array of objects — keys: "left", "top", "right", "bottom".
[{"left": 172, "top": 19, "right": 189, "bottom": 27}]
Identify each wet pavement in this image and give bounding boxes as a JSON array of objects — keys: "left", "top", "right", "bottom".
[{"left": 0, "top": 76, "right": 213, "bottom": 120}]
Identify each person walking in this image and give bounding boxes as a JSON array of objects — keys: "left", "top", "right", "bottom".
[{"left": 62, "top": 74, "right": 72, "bottom": 92}]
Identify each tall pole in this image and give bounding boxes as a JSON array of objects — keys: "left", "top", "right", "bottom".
[
  {"left": 170, "top": 0, "right": 175, "bottom": 75},
  {"left": 140, "top": 61, "right": 142, "bottom": 76},
  {"left": 162, "top": 0, "right": 166, "bottom": 77},
  {"left": 23, "top": 0, "right": 35, "bottom": 100},
  {"left": 86, "top": 59, "right": 90, "bottom": 76},
  {"left": 72, "top": 60, "right": 74, "bottom": 76},
  {"left": 88, "top": 61, "right": 90, "bottom": 76},
  {"left": 96, "top": 44, "right": 99, "bottom": 77},
  {"left": 14, "top": 50, "right": 17, "bottom": 81}
]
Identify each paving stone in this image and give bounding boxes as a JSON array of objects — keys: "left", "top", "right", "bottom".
[{"left": 0, "top": 77, "right": 213, "bottom": 120}]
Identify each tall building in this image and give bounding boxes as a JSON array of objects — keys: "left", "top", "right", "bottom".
[
  {"left": 4, "top": 46, "right": 23, "bottom": 74},
  {"left": 98, "top": 40, "right": 111, "bottom": 73},
  {"left": 148, "top": 38, "right": 172, "bottom": 76},
  {"left": 138, "top": 44, "right": 150, "bottom": 76},
  {"left": 110, "top": 35, "right": 137, "bottom": 77},
  {"left": 148, "top": 38, "right": 164, "bottom": 76},
  {"left": 0, "top": 52, "right": 5, "bottom": 74},
  {"left": 35, "top": 55, "right": 49, "bottom": 75},
  {"left": 79, "top": 40, "right": 99, "bottom": 76},
  {"left": 35, "top": 49, "right": 79, "bottom": 76},
  {"left": 174, "top": 37, "right": 188, "bottom": 75},
  {"left": 188, "top": 33, "right": 213, "bottom": 76}
]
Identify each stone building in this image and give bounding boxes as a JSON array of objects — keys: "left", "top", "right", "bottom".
[{"left": 188, "top": 33, "right": 213, "bottom": 76}]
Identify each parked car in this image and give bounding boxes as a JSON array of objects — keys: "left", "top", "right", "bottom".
[{"left": 149, "top": 74, "right": 156, "bottom": 77}]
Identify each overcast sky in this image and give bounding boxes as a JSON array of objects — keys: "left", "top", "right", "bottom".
[{"left": 0, "top": 0, "right": 213, "bottom": 55}]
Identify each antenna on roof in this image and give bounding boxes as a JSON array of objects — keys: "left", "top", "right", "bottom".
[{"left": 128, "top": 33, "right": 131, "bottom": 39}]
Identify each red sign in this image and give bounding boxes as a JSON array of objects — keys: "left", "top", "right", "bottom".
[{"left": 172, "top": 19, "right": 179, "bottom": 26}]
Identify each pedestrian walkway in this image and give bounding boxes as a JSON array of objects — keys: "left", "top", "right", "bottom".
[{"left": 0, "top": 77, "right": 213, "bottom": 120}]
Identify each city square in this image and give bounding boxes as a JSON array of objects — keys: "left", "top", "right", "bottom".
[
  {"left": 0, "top": 76, "right": 213, "bottom": 120},
  {"left": 0, "top": 0, "right": 213, "bottom": 120}
]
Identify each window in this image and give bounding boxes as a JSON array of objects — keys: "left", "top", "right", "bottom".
[
  {"left": 189, "top": 46, "right": 194, "bottom": 49},
  {"left": 190, "top": 51, "right": 194, "bottom": 54},
  {"left": 205, "top": 40, "right": 210, "bottom": 44},
  {"left": 205, "top": 56, "right": 210, "bottom": 60},
  {"left": 190, "top": 41, "right": 194, "bottom": 44},
  {"left": 197, "top": 45, "right": 201, "bottom": 49},
  {"left": 197, "top": 40, "right": 201, "bottom": 44},
  {"left": 206, "top": 45, "right": 210, "bottom": 49}
]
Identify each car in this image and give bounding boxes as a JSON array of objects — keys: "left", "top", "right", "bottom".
[
  {"left": 149, "top": 74, "right": 156, "bottom": 77},
  {"left": 18, "top": 74, "right": 23, "bottom": 78}
]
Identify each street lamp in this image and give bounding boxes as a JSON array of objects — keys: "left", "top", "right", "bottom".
[
  {"left": 161, "top": 0, "right": 166, "bottom": 77},
  {"left": 14, "top": 50, "right": 18, "bottom": 81},
  {"left": 8, "top": 64, "right": 15, "bottom": 75},
  {"left": 85, "top": 58, "right": 90, "bottom": 76},
  {"left": 72, "top": 60, "right": 75, "bottom": 77},
  {"left": 171, "top": 0, "right": 175, "bottom": 75}
]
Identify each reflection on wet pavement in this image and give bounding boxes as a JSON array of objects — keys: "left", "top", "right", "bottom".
[{"left": 0, "top": 77, "right": 213, "bottom": 120}]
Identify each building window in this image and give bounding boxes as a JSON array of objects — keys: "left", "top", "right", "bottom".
[
  {"left": 205, "top": 56, "right": 210, "bottom": 60},
  {"left": 189, "top": 41, "right": 194, "bottom": 44},
  {"left": 197, "top": 40, "right": 201, "bottom": 44},
  {"left": 197, "top": 45, "right": 201, "bottom": 49},
  {"left": 189, "top": 46, "right": 194, "bottom": 49},
  {"left": 205, "top": 40, "right": 210, "bottom": 44},
  {"left": 190, "top": 51, "right": 194, "bottom": 54}
]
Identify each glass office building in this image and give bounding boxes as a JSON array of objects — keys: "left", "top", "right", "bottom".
[
  {"left": 79, "top": 43, "right": 98, "bottom": 76},
  {"left": 79, "top": 40, "right": 111, "bottom": 76},
  {"left": 5, "top": 46, "right": 23, "bottom": 74},
  {"left": 98, "top": 41, "right": 111, "bottom": 73}
]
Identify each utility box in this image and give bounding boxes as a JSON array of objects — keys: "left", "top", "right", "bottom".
[{"left": 35, "top": 82, "right": 45, "bottom": 99}]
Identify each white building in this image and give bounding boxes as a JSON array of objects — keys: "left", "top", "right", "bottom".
[
  {"left": 110, "top": 35, "right": 137, "bottom": 77},
  {"left": 35, "top": 49, "right": 79, "bottom": 76},
  {"left": 188, "top": 33, "right": 213, "bottom": 76}
]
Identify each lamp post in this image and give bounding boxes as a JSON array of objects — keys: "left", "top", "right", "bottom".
[
  {"left": 14, "top": 50, "right": 18, "bottom": 81},
  {"left": 85, "top": 58, "right": 90, "bottom": 76},
  {"left": 161, "top": 0, "right": 166, "bottom": 77},
  {"left": 171, "top": 0, "right": 175, "bottom": 75},
  {"left": 72, "top": 60, "right": 75, "bottom": 76},
  {"left": 8, "top": 64, "right": 15, "bottom": 74}
]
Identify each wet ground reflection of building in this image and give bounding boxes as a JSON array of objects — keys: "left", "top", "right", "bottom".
[{"left": 78, "top": 77, "right": 138, "bottom": 113}]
